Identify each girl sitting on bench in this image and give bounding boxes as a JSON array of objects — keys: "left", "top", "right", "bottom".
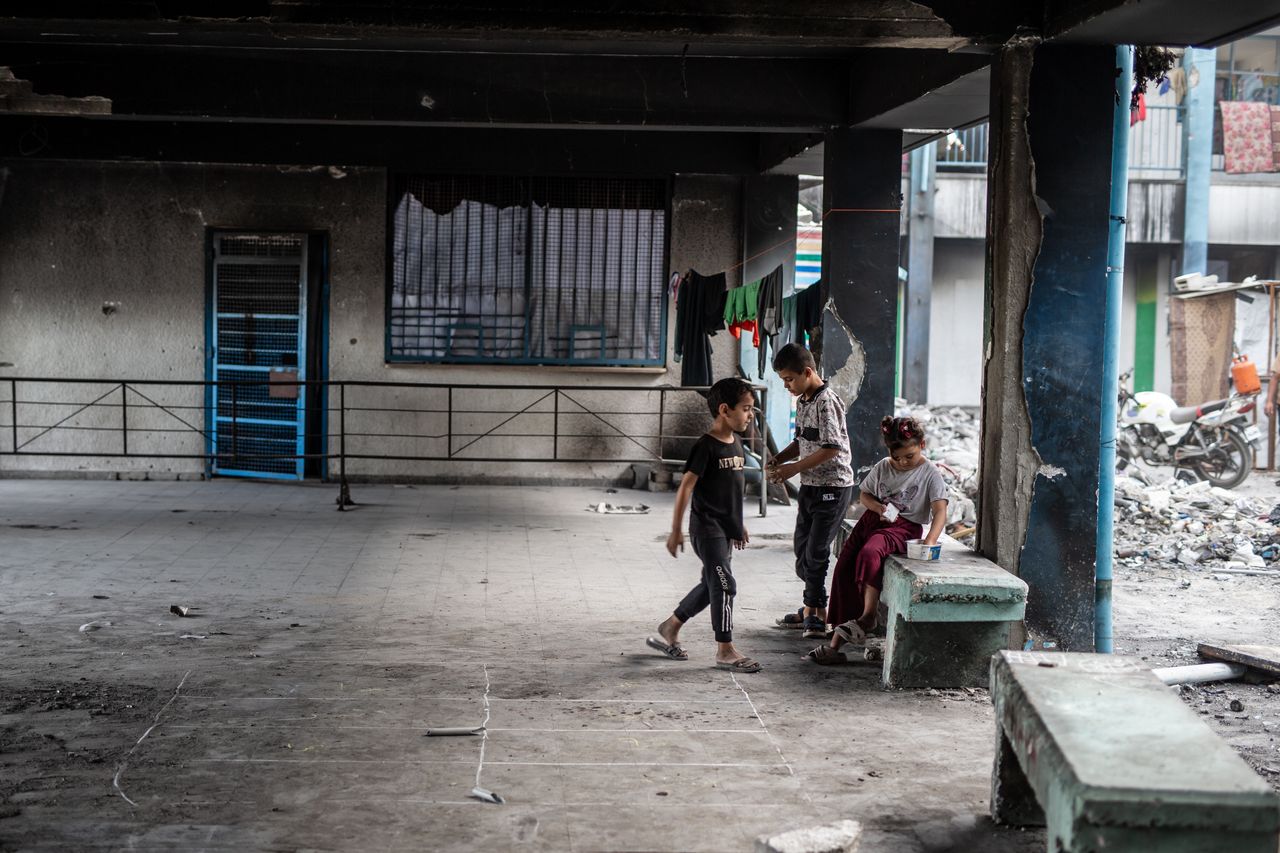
[{"left": 805, "top": 415, "right": 948, "bottom": 665}]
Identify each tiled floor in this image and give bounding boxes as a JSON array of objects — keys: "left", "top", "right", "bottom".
[{"left": 0, "top": 480, "right": 1042, "bottom": 852}]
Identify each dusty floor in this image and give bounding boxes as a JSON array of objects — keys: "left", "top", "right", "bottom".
[{"left": 0, "top": 475, "right": 1276, "bottom": 852}]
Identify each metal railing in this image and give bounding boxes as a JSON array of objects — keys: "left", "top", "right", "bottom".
[
  {"left": 1128, "top": 104, "right": 1186, "bottom": 177},
  {"left": 0, "top": 378, "right": 771, "bottom": 515},
  {"left": 936, "top": 124, "right": 989, "bottom": 170},
  {"left": 930, "top": 109, "right": 1189, "bottom": 177}
]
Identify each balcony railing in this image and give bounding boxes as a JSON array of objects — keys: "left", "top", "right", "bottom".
[
  {"left": 936, "top": 125, "right": 988, "bottom": 170},
  {"left": 1128, "top": 104, "right": 1186, "bottom": 178},
  {"left": 932, "top": 106, "right": 1188, "bottom": 178}
]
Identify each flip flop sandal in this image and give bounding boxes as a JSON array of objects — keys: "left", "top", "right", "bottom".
[
  {"left": 715, "top": 658, "right": 761, "bottom": 673},
  {"left": 645, "top": 636, "right": 688, "bottom": 660},
  {"left": 803, "top": 644, "right": 845, "bottom": 665},
  {"left": 833, "top": 621, "right": 867, "bottom": 645},
  {"left": 774, "top": 608, "right": 806, "bottom": 629}
]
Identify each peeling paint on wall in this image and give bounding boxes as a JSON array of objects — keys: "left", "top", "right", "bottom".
[{"left": 824, "top": 296, "right": 866, "bottom": 405}]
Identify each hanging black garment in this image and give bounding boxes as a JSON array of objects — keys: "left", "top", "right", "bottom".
[
  {"left": 754, "top": 265, "right": 785, "bottom": 378},
  {"left": 677, "top": 270, "right": 727, "bottom": 386},
  {"left": 796, "top": 280, "right": 824, "bottom": 338}
]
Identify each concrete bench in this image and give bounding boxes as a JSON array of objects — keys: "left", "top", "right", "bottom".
[
  {"left": 881, "top": 536, "right": 1026, "bottom": 688},
  {"left": 990, "top": 650, "right": 1280, "bottom": 853}
]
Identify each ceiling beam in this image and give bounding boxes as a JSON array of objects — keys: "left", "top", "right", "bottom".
[
  {"left": 0, "top": 2, "right": 968, "bottom": 50},
  {"left": 0, "top": 115, "right": 807, "bottom": 175},
  {"left": 3, "top": 45, "right": 852, "bottom": 132}
]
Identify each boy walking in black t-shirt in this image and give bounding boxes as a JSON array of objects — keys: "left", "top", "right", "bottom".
[{"left": 646, "top": 378, "right": 762, "bottom": 673}]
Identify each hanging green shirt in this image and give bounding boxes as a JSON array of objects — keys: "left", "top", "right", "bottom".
[{"left": 722, "top": 279, "right": 760, "bottom": 326}]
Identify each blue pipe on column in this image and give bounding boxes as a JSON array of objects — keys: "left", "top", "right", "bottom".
[{"left": 1096, "top": 45, "right": 1132, "bottom": 654}]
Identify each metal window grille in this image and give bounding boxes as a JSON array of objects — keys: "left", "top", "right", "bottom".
[{"left": 389, "top": 176, "right": 667, "bottom": 365}]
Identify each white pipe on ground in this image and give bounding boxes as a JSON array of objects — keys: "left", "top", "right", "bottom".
[{"left": 1152, "top": 662, "right": 1248, "bottom": 686}]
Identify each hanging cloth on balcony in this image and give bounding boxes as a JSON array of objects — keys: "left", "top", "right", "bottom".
[
  {"left": 1130, "top": 92, "right": 1147, "bottom": 126},
  {"left": 1220, "top": 101, "right": 1276, "bottom": 174}
]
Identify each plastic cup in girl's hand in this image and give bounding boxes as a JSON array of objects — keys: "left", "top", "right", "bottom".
[{"left": 882, "top": 503, "right": 899, "bottom": 522}]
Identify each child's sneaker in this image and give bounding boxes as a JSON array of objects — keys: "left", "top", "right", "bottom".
[{"left": 801, "top": 615, "right": 827, "bottom": 639}]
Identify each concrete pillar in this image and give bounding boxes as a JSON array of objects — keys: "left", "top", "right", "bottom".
[
  {"left": 977, "top": 43, "right": 1116, "bottom": 650},
  {"left": 903, "top": 144, "right": 936, "bottom": 404},
  {"left": 1181, "top": 48, "right": 1217, "bottom": 277},
  {"left": 820, "top": 128, "right": 903, "bottom": 471}
]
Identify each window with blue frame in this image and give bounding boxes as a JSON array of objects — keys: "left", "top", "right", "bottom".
[{"left": 389, "top": 176, "right": 668, "bottom": 366}]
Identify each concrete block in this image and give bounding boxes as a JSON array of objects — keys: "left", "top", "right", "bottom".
[
  {"left": 755, "top": 820, "right": 862, "bottom": 853},
  {"left": 990, "top": 651, "right": 1280, "bottom": 852},
  {"left": 884, "top": 617, "right": 1009, "bottom": 688},
  {"left": 879, "top": 538, "right": 1026, "bottom": 688}
]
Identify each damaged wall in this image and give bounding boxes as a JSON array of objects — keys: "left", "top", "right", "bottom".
[{"left": 0, "top": 162, "right": 741, "bottom": 483}]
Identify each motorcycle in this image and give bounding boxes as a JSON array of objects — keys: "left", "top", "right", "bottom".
[{"left": 1116, "top": 369, "right": 1260, "bottom": 490}]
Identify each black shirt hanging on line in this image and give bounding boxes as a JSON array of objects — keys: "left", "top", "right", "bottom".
[
  {"left": 675, "top": 270, "right": 727, "bottom": 387},
  {"left": 685, "top": 434, "right": 746, "bottom": 541}
]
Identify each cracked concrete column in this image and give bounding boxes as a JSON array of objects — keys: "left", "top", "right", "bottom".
[
  {"left": 978, "top": 43, "right": 1117, "bottom": 650},
  {"left": 819, "top": 128, "right": 903, "bottom": 471}
]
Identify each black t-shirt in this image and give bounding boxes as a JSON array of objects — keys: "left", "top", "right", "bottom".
[{"left": 685, "top": 434, "right": 746, "bottom": 540}]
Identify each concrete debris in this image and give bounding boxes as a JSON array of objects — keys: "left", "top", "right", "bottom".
[
  {"left": 1112, "top": 472, "right": 1278, "bottom": 574},
  {"left": 755, "top": 819, "right": 862, "bottom": 853},
  {"left": 888, "top": 401, "right": 1277, "bottom": 575},
  {"left": 895, "top": 401, "right": 979, "bottom": 545},
  {"left": 589, "top": 503, "right": 650, "bottom": 514}
]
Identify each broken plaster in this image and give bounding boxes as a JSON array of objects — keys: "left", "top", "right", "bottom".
[{"left": 824, "top": 296, "right": 865, "bottom": 405}]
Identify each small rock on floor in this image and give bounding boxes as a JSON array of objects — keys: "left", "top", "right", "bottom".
[{"left": 755, "top": 820, "right": 862, "bottom": 853}]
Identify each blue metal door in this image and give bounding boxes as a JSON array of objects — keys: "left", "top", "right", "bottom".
[{"left": 209, "top": 233, "right": 308, "bottom": 480}]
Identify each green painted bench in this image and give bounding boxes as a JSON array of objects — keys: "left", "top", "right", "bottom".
[
  {"left": 878, "top": 535, "right": 1027, "bottom": 688},
  {"left": 991, "top": 651, "right": 1280, "bottom": 853}
]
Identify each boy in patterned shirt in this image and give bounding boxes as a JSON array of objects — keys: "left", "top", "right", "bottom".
[{"left": 766, "top": 343, "right": 856, "bottom": 639}]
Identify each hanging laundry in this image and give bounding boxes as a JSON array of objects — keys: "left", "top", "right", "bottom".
[
  {"left": 674, "top": 270, "right": 727, "bottom": 387},
  {"left": 1166, "top": 67, "right": 1187, "bottom": 105},
  {"left": 755, "top": 265, "right": 785, "bottom": 379},
  {"left": 795, "top": 281, "right": 824, "bottom": 337},
  {"left": 723, "top": 279, "right": 761, "bottom": 346},
  {"left": 1271, "top": 106, "right": 1280, "bottom": 172},
  {"left": 1129, "top": 92, "right": 1146, "bottom": 126},
  {"left": 778, "top": 294, "right": 798, "bottom": 348},
  {"left": 1220, "top": 101, "right": 1276, "bottom": 174}
]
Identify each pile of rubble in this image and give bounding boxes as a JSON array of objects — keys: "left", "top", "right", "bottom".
[
  {"left": 895, "top": 401, "right": 1279, "bottom": 569},
  {"left": 1113, "top": 475, "right": 1279, "bottom": 572}
]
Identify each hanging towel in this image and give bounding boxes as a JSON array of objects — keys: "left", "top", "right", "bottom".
[
  {"left": 1220, "top": 101, "right": 1276, "bottom": 174},
  {"left": 1166, "top": 67, "right": 1187, "bottom": 105}
]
